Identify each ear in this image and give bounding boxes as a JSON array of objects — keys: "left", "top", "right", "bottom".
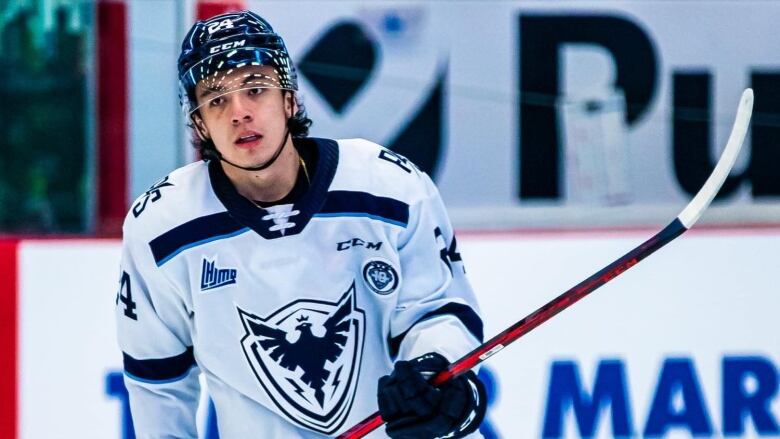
[
  {"left": 284, "top": 91, "right": 297, "bottom": 118},
  {"left": 191, "top": 113, "right": 210, "bottom": 141}
]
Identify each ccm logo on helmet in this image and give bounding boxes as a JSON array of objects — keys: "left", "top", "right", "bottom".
[
  {"left": 207, "top": 19, "right": 234, "bottom": 34},
  {"left": 209, "top": 39, "right": 246, "bottom": 54}
]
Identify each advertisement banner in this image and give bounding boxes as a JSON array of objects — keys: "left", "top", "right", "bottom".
[
  {"left": 249, "top": 1, "right": 780, "bottom": 214},
  {"left": 13, "top": 230, "right": 780, "bottom": 437}
]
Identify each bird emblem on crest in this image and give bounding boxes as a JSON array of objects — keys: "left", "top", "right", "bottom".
[{"left": 237, "top": 282, "right": 366, "bottom": 434}]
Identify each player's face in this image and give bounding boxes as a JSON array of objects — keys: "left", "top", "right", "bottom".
[{"left": 193, "top": 65, "right": 294, "bottom": 168}]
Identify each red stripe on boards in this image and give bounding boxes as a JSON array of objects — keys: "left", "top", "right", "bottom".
[
  {"left": 196, "top": 0, "right": 247, "bottom": 20},
  {"left": 0, "top": 240, "right": 18, "bottom": 439},
  {"left": 97, "top": 1, "right": 128, "bottom": 236}
]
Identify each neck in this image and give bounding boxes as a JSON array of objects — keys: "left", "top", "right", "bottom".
[{"left": 221, "top": 136, "right": 301, "bottom": 203}]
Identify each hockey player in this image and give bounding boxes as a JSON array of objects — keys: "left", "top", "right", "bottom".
[{"left": 116, "top": 10, "right": 486, "bottom": 438}]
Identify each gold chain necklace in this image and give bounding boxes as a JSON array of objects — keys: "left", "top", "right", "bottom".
[
  {"left": 250, "top": 155, "right": 309, "bottom": 209},
  {"left": 299, "top": 155, "right": 310, "bottom": 185}
]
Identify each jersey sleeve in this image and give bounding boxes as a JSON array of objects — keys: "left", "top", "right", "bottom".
[
  {"left": 115, "top": 223, "right": 200, "bottom": 438},
  {"left": 390, "top": 173, "right": 484, "bottom": 363}
]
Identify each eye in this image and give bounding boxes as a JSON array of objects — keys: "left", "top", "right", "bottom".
[
  {"left": 208, "top": 96, "right": 225, "bottom": 107},
  {"left": 248, "top": 88, "right": 263, "bottom": 96}
]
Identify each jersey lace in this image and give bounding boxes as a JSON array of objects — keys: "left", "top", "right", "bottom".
[{"left": 261, "top": 205, "right": 300, "bottom": 234}]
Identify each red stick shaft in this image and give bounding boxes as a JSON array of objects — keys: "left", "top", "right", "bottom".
[{"left": 338, "top": 220, "right": 685, "bottom": 439}]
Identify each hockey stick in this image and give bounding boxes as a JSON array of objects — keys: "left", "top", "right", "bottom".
[{"left": 337, "top": 88, "right": 754, "bottom": 439}]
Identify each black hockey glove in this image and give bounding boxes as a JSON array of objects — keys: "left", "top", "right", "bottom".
[{"left": 377, "top": 352, "right": 487, "bottom": 439}]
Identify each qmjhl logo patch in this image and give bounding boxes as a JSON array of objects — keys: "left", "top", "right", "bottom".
[
  {"left": 200, "top": 258, "right": 237, "bottom": 291},
  {"left": 237, "top": 283, "right": 366, "bottom": 434}
]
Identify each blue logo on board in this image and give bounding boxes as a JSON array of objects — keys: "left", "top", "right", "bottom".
[{"left": 200, "top": 258, "right": 237, "bottom": 291}]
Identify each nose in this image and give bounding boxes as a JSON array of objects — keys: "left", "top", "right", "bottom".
[{"left": 230, "top": 95, "right": 253, "bottom": 125}]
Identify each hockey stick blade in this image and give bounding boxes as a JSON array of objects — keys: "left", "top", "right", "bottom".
[{"left": 338, "top": 88, "right": 753, "bottom": 439}]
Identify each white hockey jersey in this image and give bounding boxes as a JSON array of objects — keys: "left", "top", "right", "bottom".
[{"left": 116, "top": 138, "right": 484, "bottom": 438}]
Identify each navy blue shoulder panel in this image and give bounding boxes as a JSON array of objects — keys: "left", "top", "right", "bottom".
[
  {"left": 149, "top": 212, "right": 247, "bottom": 266},
  {"left": 318, "top": 191, "right": 409, "bottom": 227},
  {"left": 123, "top": 346, "right": 196, "bottom": 383},
  {"left": 388, "top": 303, "right": 484, "bottom": 358}
]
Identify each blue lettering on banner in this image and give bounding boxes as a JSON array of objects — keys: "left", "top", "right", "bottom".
[
  {"left": 543, "top": 356, "right": 780, "bottom": 438},
  {"left": 105, "top": 368, "right": 499, "bottom": 438},
  {"left": 105, "top": 371, "right": 220, "bottom": 439},
  {"left": 105, "top": 357, "right": 780, "bottom": 437},
  {"left": 723, "top": 357, "right": 780, "bottom": 435},
  {"left": 478, "top": 367, "right": 502, "bottom": 439},
  {"left": 644, "top": 358, "right": 713, "bottom": 436},
  {"left": 205, "top": 399, "right": 220, "bottom": 439},
  {"left": 543, "top": 359, "right": 633, "bottom": 437},
  {"left": 105, "top": 372, "right": 136, "bottom": 439}
]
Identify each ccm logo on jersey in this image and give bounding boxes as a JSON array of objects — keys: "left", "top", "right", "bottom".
[
  {"left": 362, "top": 258, "right": 399, "bottom": 295},
  {"left": 209, "top": 39, "right": 246, "bottom": 54},
  {"left": 337, "top": 238, "right": 382, "bottom": 251}
]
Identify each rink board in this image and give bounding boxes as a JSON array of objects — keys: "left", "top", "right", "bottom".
[{"left": 5, "top": 229, "right": 779, "bottom": 438}]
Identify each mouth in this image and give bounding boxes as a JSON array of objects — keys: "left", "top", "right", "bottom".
[{"left": 235, "top": 132, "right": 263, "bottom": 146}]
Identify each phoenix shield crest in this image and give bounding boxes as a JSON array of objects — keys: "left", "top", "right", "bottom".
[{"left": 237, "top": 282, "right": 366, "bottom": 434}]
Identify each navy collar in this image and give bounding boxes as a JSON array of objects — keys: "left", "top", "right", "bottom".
[{"left": 208, "top": 137, "right": 339, "bottom": 239}]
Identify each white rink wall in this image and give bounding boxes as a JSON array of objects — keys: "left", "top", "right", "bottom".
[
  {"left": 127, "top": 1, "right": 780, "bottom": 229},
  {"left": 16, "top": 229, "right": 780, "bottom": 438}
]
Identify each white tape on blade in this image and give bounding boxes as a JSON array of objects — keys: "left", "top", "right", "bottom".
[
  {"left": 479, "top": 344, "right": 505, "bottom": 361},
  {"left": 677, "top": 88, "right": 753, "bottom": 229}
]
